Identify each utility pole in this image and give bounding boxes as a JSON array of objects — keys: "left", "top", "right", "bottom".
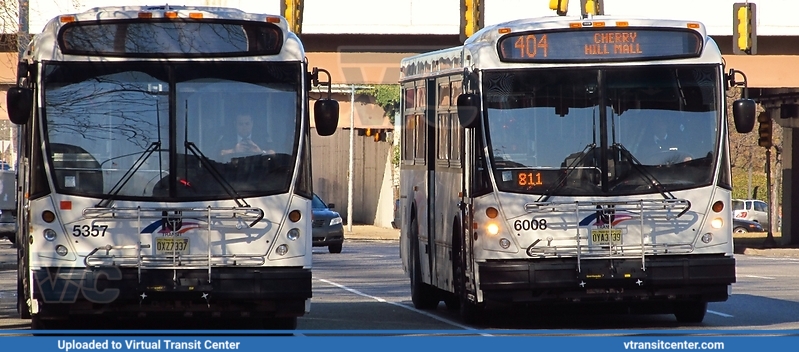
[{"left": 346, "top": 85, "right": 370, "bottom": 233}]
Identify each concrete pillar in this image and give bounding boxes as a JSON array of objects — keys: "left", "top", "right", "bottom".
[{"left": 782, "top": 126, "right": 799, "bottom": 245}]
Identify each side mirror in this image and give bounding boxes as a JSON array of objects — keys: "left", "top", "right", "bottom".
[
  {"left": 6, "top": 87, "right": 32, "bottom": 125},
  {"left": 314, "top": 99, "right": 339, "bottom": 136},
  {"left": 327, "top": 203, "right": 335, "bottom": 209},
  {"left": 310, "top": 67, "right": 339, "bottom": 136},
  {"left": 732, "top": 98, "right": 756, "bottom": 133},
  {"left": 456, "top": 93, "right": 480, "bottom": 128}
]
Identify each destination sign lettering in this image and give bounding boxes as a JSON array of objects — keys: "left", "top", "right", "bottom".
[{"left": 498, "top": 28, "right": 702, "bottom": 62}]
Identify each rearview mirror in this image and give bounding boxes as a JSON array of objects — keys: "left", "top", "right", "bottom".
[
  {"left": 456, "top": 94, "right": 480, "bottom": 128},
  {"left": 6, "top": 87, "right": 32, "bottom": 125},
  {"left": 732, "top": 98, "right": 756, "bottom": 133},
  {"left": 314, "top": 99, "right": 339, "bottom": 136}
]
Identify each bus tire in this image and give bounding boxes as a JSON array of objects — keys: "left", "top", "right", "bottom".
[
  {"left": 410, "top": 217, "right": 439, "bottom": 310},
  {"left": 674, "top": 301, "right": 707, "bottom": 323},
  {"left": 443, "top": 220, "right": 461, "bottom": 311},
  {"left": 263, "top": 317, "right": 297, "bottom": 330},
  {"left": 452, "top": 222, "right": 485, "bottom": 324}
]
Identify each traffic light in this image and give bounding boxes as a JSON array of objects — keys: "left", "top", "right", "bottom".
[
  {"left": 549, "top": 0, "right": 569, "bottom": 16},
  {"left": 580, "top": 0, "right": 603, "bottom": 16},
  {"left": 281, "top": 0, "right": 304, "bottom": 35},
  {"left": 460, "top": 0, "right": 484, "bottom": 43},
  {"left": 733, "top": 3, "right": 757, "bottom": 55},
  {"left": 757, "top": 113, "right": 772, "bottom": 148}
]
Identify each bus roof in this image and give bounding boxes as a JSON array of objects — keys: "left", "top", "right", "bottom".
[
  {"left": 400, "top": 15, "right": 720, "bottom": 82},
  {"left": 23, "top": 5, "right": 304, "bottom": 63}
]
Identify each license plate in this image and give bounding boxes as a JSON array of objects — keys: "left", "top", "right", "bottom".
[
  {"left": 155, "top": 238, "right": 190, "bottom": 255},
  {"left": 591, "top": 229, "right": 622, "bottom": 245}
]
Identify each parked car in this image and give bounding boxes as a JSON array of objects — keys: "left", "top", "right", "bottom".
[
  {"left": 732, "top": 199, "right": 770, "bottom": 227},
  {"left": 312, "top": 193, "right": 344, "bottom": 253},
  {"left": 732, "top": 218, "right": 764, "bottom": 234}
]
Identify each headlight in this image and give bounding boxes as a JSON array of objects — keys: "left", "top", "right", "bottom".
[
  {"left": 43, "top": 229, "right": 57, "bottom": 241},
  {"left": 330, "top": 216, "right": 343, "bottom": 226},
  {"left": 287, "top": 228, "right": 300, "bottom": 241},
  {"left": 275, "top": 244, "right": 288, "bottom": 256}
]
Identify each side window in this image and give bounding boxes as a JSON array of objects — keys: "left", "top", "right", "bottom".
[{"left": 755, "top": 201, "right": 768, "bottom": 212}]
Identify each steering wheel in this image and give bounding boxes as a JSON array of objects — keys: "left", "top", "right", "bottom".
[{"left": 642, "top": 150, "right": 694, "bottom": 165}]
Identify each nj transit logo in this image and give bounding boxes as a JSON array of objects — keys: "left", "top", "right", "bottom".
[
  {"left": 579, "top": 211, "right": 634, "bottom": 227},
  {"left": 141, "top": 220, "right": 201, "bottom": 234}
]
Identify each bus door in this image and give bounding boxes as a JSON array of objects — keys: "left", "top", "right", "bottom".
[{"left": 424, "top": 77, "right": 437, "bottom": 286}]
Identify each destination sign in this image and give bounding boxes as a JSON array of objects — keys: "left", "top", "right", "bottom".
[{"left": 498, "top": 28, "right": 702, "bottom": 62}]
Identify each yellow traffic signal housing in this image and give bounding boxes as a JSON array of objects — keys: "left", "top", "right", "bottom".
[
  {"left": 757, "top": 113, "right": 772, "bottom": 148},
  {"left": 460, "top": 0, "right": 484, "bottom": 43},
  {"left": 580, "top": 0, "right": 604, "bottom": 16},
  {"left": 281, "top": 0, "right": 304, "bottom": 34},
  {"left": 549, "top": 0, "right": 569, "bottom": 16},
  {"left": 733, "top": 3, "right": 757, "bottom": 55}
]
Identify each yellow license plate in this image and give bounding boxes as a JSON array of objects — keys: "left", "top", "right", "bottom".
[
  {"left": 155, "top": 238, "right": 190, "bottom": 255},
  {"left": 591, "top": 229, "right": 622, "bottom": 245}
]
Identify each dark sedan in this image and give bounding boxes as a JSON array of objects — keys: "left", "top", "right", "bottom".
[
  {"left": 312, "top": 193, "right": 344, "bottom": 253},
  {"left": 733, "top": 218, "right": 764, "bottom": 233}
]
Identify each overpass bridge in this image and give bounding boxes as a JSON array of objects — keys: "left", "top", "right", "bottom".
[{"left": 2, "top": 0, "right": 799, "bottom": 242}]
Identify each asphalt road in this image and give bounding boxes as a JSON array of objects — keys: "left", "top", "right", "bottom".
[{"left": 1, "top": 239, "right": 798, "bottom": 331}]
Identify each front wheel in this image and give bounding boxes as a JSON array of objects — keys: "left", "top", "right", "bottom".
[
  {"left": 409, "top": 217, "right": 439, "bottom": 310},
  {"left": 328, "top": 243, "right": 342, "bottom": 253},
  {"left": 674, "top": 301, "right": 707, "bottom": 323}
]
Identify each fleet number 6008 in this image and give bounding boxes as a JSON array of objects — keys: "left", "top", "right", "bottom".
[{"left": 513, "top": 219, "right": 548, "bottom": 231}]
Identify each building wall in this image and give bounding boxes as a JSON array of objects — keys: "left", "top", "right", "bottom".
[{"left": 311, "top": 130, "right": 394, "bottom": 226}]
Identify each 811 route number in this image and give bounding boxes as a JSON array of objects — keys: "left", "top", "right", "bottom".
[{"left": 513, "top": 219, "right": 547, "bottom": 231}]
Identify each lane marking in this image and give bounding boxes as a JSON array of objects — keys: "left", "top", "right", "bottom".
[
  {"left": 707, "top": 310, "right": 734, "bottom": 318},
  {"left": 315, "top": 277, "right": 489, "bottom": 335},
  {"left": 741, "top": 275, "right": 776, "bottom": 280}
]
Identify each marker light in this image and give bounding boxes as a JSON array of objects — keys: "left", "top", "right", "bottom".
[
  {"left": 486, "top": 223, "right": 499, "bottom": 236},
  {"left": 42, "top": 210, "right": 56, "bottom": 223},
  {"left": 486, "top": 207, "right": 499, "bottom": 219},
  {"left": 701, "top": 233, "right": 713, "bottom": 244},
  {"left": 712, "top": 201, "right": 724, "bottom": 213},
  {"left": 289, "top": 210, "right": 302, "bottom": 222},
  {"left": 55, "top": 245, "right": 69, "bottom": 256},
  {"left": 499, "top": 238, "right": 511, "bottom": 249},
  {"left": 711, "top": 218, "right": 723, "bottom": 229}
]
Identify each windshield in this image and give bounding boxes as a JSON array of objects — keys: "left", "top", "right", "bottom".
[
  {"left": 43, "top": 61, "right": 300, "bottom": 201},
  {"left": 484, "top": 65, "right": 720, "bottom": 196},
  {"left": 312, "top": 194, "right": 327, "bottom": 209}
]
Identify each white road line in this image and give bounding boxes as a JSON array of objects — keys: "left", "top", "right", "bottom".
[
  {"left": 741, "top": 274, "right": 776, "bottom": 279},
  {"left": 315, "top": 277, "right": 489, "bottom": 335},
  {"left": 707, "top": 310, "right": 734, "bottom": 318}
]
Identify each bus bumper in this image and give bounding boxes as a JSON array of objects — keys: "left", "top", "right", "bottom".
[
  {"left": 31, "top": 267, "right": 311, "bottom": 318},
  {"left": 477, "top": 255, "right": 735, "bottom": 304}
]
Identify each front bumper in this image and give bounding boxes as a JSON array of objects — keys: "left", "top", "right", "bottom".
[
  {"left": 478, "top": 254, "right": 735, "bottom": 303},
  {"left": 312, "top": 225, "right": 344, "bottom": 246},
  {"left": 32, "top": 267, "right": 311, "bottom": 318}
]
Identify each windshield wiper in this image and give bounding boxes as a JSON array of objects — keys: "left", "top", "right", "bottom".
[
  {"left": 611, "top": 143, "right": 677, "bottom": 200},
  {"left": 536, "top": 143, "right": 595, "bottom": 203},
  {"left": 96, "top": 141, "right": 161, "bottom": 207},
  {"left": 183, "top": 141, "right": 250, "bottom": 209}
]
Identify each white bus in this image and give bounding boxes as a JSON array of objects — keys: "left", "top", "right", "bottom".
[
  {"left": 6, "top": 5, "right": 339, "bottom": 329},
  {"left": 398, "top": 14, "right": 756, "bottom": 324}
]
